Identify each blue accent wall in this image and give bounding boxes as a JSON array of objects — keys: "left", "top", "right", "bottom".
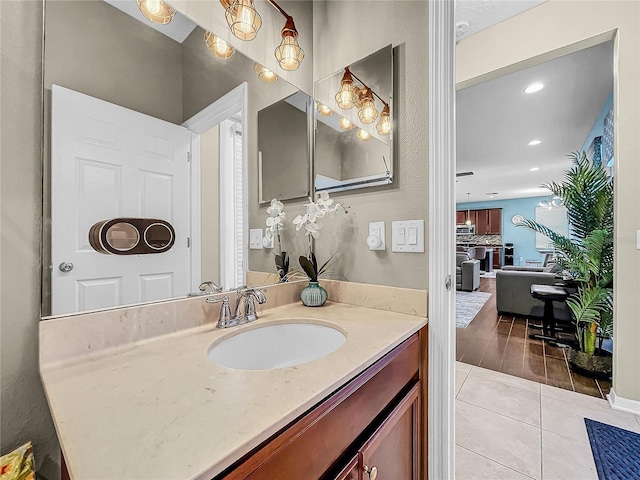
[
  {"left": 456, "top": 196, "right": 549, "bottom": 266},
  {"left": 582, "top": 91, "right": 613, "bottom": 153}
]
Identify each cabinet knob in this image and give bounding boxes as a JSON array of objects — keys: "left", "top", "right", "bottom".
[{"left": 363, "top": 465, "right": 378, "bottom": 480}]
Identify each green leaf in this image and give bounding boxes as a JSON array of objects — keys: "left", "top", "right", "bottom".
[{"left": 299, "top": 255, "right": 317, "bottom": 282}]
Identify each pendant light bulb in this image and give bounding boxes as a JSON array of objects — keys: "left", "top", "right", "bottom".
[
  {"left": 335, "top": 67, "right": 356, "bottom": 110},
  {"left": 376, "top": 103, "right": 391, "bottom": 135},
  {"left": 204, "top": 32, "right": 235, "bottom": 59},
  {"left": 274, "top": 18, "right": 304, "bottom": 71},
  {"left": 316, "top": 102, "right": 334, "bottom": 117},
  {"left": 137, "top": 0, "right": 175, "bottom": 24},
  {"left": 356, "top": 129, "right": 371, "bottom": 142},
  {"left": 465, "top": 193, "right": 472, "bottom": 225},
  {"left": 225, "top": 0, "right": 262, "bottom": 41},
  {"left": 254, "top": 63, "right": 278, "bottom": 83},
  {"left": 358, "top": 89, "right": 378, "bottom": 124},
  {"left": 338, "top": 116, "right": 355, "bottom": 131}
]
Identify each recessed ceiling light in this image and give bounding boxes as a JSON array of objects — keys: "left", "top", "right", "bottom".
[
  {"left": 530, "top": 167, "right": 540, "bottom": 172},
  {"left": 528, "top": 140, "right": 542, "bottom": 146},
  {"left": 524, "top": 82, "right": 544, "bottom": 94}
]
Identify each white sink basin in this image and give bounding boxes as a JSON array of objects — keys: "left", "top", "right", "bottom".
[{"left": 207, "top": 322, "right": 346, "bottom": 370}]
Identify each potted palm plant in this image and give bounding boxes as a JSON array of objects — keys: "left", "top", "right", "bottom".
[{"left": 521, "top": 152, "right": 613, "bottom": 375}]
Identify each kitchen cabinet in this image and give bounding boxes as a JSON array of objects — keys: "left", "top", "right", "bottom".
[
  {"left": 488, "top": 209, "right": 502, "bottom": 235},
  {"left": 457, "top": 208, "right": 502, "bottom": 234},
  {"left": 218, "top": 333, "right": 423, "bottom": 480},
  {"left": 493, "top": 247, "right": 502, "bottom": 269},
  {"left": 475, "top": 210, "right": 490, "bottom": 234}
]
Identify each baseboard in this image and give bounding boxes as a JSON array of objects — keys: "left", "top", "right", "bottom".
[{"left": 607, "top": 388, "right": 640, "bottom": 415}]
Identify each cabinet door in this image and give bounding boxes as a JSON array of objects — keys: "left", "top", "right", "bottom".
[
  {"left": 493, "top": 247, "right": 502, "bottom": 269},
  {"left": 489, "top": 209, "right": 502, "bottom": 234},
  {"left": 456, "top": 211, "right": 466, "bottom": 225},
  {"left": 332, "top": 457, "right": 358, "bottom": 480},
  {"left": 358, "top": 383, "right": 420, "bottom": 480},
  {"left": 474, "top": 209, "right": 489, "bottom": 234}
]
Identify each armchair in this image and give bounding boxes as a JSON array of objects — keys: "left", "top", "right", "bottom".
[{"left": 456, "top": 253, "right": 480, "bottom": 291}]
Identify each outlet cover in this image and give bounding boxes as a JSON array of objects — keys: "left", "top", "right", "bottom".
[{"left": 368, "top": 221, "right": 386, "bottom": 250}]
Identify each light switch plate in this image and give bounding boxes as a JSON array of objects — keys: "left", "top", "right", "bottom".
[
  {"left": 249, "top": 229, "right": 263, "bottom": 249},
  {"left": 368, "top": 221, "right": 386, "bottom": 250},
  {"left": 392, "top": 220, "right": 424, "bottom": 252}
]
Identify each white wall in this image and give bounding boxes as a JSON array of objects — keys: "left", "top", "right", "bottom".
[
  {"left": 457, "top": 0, "right": 640, "bottom": 401},
  {"left": 0, "top": 1, "right": 61, "bottom": 478}
]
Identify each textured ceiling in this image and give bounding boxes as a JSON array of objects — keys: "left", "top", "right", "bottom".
[
  {"left": 456, "top": 41, "right": 614, "bottom": 204},
  {"left": 455, "top": 0, "right": 548, "bottom": 39}
]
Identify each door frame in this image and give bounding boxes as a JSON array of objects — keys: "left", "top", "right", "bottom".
[
  {"left": 182, "top": 83, "right": 248, "bottom": 290},
  {"left": 427, "top": 1, "right": 456, "bottom": 479}
]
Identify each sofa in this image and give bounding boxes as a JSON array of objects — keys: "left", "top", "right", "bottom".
[
  {"left": 456, "top": 253, "right": 480, "bottom": 291},
  {"left": 495, "top": 269, "right": 571, "bottom": 320}
]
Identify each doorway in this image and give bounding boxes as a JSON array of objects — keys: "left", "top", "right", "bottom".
[{"left": 454, "top": 41, "right": 614, "bottom": 398}]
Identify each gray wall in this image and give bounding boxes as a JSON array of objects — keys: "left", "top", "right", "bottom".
[
  {"left": 250, "top": 1, "right": 429, "bottom": 289},
  {"left": 44, "top": 0, "right": 183, "bottom": 124},
  {"left": 1, "top": 2, "right": 60, "bottom": 478}
]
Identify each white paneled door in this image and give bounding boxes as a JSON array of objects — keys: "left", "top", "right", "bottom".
[{"left": 51, "top": 85, "right": 191, "bottom": 315}]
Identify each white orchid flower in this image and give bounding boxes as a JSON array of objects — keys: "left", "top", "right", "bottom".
[
  {"left": 266, "top": 198, "right": 284, "bottom": 215},
  {"left": 317, "top": 191, "right": 334, "bottom": 207},
  {"left": 292, "top": 214, "right": 307, "bottom": 231}
]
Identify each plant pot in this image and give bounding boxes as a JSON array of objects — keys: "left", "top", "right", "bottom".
[
  {"left": 300, "top": 281, "right": 327, "bottom": 307},
  {"left": 568, "top": 347, "right": 612, "bottom": 378}
]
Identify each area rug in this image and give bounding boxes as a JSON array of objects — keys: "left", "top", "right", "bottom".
[
  {"left": 585, "top": 418, "right": 640, "bottom": 480},
  {"left": 456, "top": 291, "right": 492, "bottom": 328}
]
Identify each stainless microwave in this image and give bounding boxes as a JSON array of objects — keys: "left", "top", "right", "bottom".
[{"left": 456, "top": 224, "right": 476, "bottom": 235}]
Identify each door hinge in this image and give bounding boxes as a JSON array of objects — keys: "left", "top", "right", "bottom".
[
  {"left": 187, "top": 237, "right": 191, "bottom": 248},
  {"left": 187, "top": 151, "right": 191, "bottom": 163}
]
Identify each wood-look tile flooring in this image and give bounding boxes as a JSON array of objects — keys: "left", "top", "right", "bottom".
[{"left": 456, "top": 277, "right": 611, "bottom": 399}]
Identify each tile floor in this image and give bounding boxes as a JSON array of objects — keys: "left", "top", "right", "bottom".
[{"left": 455, "top": 361, "right": 640, "bottom": 479}]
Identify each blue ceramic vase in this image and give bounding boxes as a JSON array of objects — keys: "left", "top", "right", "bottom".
[{"left": 300, "top": 281, "right": 328, "bottom": 307}]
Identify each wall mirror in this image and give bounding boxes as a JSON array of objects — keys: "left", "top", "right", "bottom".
[
  {"left": 42, "top": 0, "right": 308, "bottom": 317},
  {"left": 313, "top": 45, "right": 393, "bottom": 193},
  {"left": 258, "top": 91, "right": 312, "bottom": 203}
]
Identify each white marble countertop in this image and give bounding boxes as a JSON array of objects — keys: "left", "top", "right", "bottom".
[{"left": 40, "top": 301, "right": 427, "bottom": 479}]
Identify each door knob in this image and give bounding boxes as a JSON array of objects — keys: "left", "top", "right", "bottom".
[
  {"left": 363, "top": 465, "right": 378, "bottom": 480},
  {"left": 59, "top": 262, "right": 74, "bottom": 272}
]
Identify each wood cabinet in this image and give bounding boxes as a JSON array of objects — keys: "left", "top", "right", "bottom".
[
  {"left": 218, "top": 333, "right": 424, "bottom": 480},
  {"left": 359, "top": 383, "right": 420, "bottom": 480},
  {"left": 488, "top": 209, "right": 502, "bottom": 235},
  {"left": 492, "top": 247, "right": 502, "bottom": 270},
  {"left": 456, "top": 208, "right": 502, "bottom": 234}
]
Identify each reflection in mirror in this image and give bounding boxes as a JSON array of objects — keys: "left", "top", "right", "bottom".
[
  {"left": 258, "top": 91, "right": 311, "bottom": 203},
  {"left": 313, "top": 45, "right": 393, "bottom": 193},
  {"left": 106, "top": 223, "right": 140, "bottom": 252},
  {"left": 42, "top": 0, "right": 307, "bottom": 316}
]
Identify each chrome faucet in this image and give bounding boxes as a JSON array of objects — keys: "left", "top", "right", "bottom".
[
  {"left": 206, "top": 287, "right": 267, "bottom": 329},
  {"left": 234, "top": 287, "right": 267, "bottom": 323},
  {"left": 199, "top": 281, "right": 223, "bottom": 294},
  {"left": 187, "top": 281, "right": 224, "bottom": 297},
  {"left": 206, "top": 295, "right": 234, "bottom": 328}
]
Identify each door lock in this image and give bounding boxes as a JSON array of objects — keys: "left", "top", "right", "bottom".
[{"left": 59, "top": 262, "right": 74, "bottom": 272}]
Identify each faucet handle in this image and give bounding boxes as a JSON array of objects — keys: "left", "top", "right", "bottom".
[
  {"left": 242, "top": 289, "right": 267, "bottom": 323},
  {"left": 206, "top": 295, "right": 234, "bottom": 328},
  {"left": 200, "top": 281, "right": 223, "bottom": 294}
]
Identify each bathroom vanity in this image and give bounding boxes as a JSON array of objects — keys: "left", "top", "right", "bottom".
[{"left": 40, "top": 281, "right": 428, "bottom": 479}]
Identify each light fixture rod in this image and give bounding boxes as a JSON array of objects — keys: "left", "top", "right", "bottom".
[
  {"left": 348, "top": 70, "right": 389, "bottom": 107},
  {"left": 266, "top": 0, "right": 291, "bottom": 21}
]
